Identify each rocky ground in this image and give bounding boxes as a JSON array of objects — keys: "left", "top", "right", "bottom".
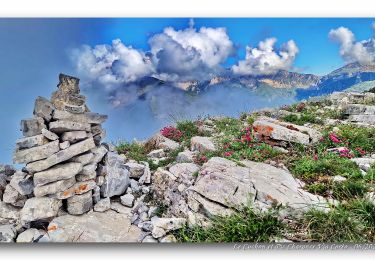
[{"left": 1, "top": 75, "right": 375, "bottom": 243}]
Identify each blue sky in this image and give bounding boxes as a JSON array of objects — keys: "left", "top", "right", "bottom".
[{"left": 0, "top": 18, "right": 374, "bottom": 164}]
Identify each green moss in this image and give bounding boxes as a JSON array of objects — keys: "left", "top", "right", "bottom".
[{"left": 115, "top": 141, "right": 147, "bottom": 162}]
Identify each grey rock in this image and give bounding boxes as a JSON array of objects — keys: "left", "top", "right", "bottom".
[
  {"left": 0, "top": 164, "right": 16, "bottom": 176},
  {"left": 110, "top": 202, "right": 132, "bottom": 216},
  {"left": 159, "top": 234, "right": 177, "bottom": 243},
  {"left": 16, "top": 228, "right": 46, "bottom": 243},
  {"left": 100, "top": 152, "right": 130, "bottom": 198},
  {"left": 20, "top": 197, "right": 62, "bottom": 226},
  {"left": 0, "top": 224, "right": 17, "bottom": 242},
  {"left": 138, "top": 162, "right": 151, "bottom": 185},
  {"left": 151, "top": 217, "right": 186, "bottom": 230},
  {"left": 53, "top": 110, "right": 107, "bottom": 124},
  {"left": 51, "top": 180, "right": 97, "bottom": 199},
  {"left": 142, "top": 235, "right": 158, "bottom": 243},
  {"left": 145, "top": 133, "right": 180, "bottom": 151},
  {"left": 94, "top": 198, "right": 111, "bottom": 212},
  {"left": 151, "top": 227, "right": 166, "bottom": 239},
  {"left": 34, "top": 96, "right": 55, "bottom": 122},
  {"left": 49, "top": 120, "right": 90, "bottom": 133},
  {"left": 69, "top": 152, "right": 94, "bottom": 165},
  {"left": 57, "top": 74, "right": 80, "bottom": 94},
  {"left": 0, "top": 201, "right": 20, "bottom": 225},
  {"left": 130, "top": 179, "right": 140, "bottom": 192},
  {"left": 351, "top": 157, "right": 375, "bottom": 172},
  {"left": 67, "top": 191, "right": 93, "bottom": 215},
  {"left": 15, "top": 134, "right": 48, "bottom": 150},
  {"left": 348, "top": 115, "right": 375, "bottom": 124},
  {"left": 9, "top": 171, "right": 33, "bottom": 196},
  {"left": 176, "top": 150, "right": 196, "bottom": 163},
  {"left": 20, "top": 117, "right": 46, "bottom": 137},
  {"left": 59, "top": 141, "right": 70, "bottom": 150},
  {"left": 138, "top": 221, "right": 153, "bottom": 232},
  {"left": 120, "top": 193, "right": 135, "bottom": 207},
  {"left": 139, "top": 212, "right": 149, "bottom": 222},
  {"left": 190, "top": 136, "right": 216, "bottom": 152},
  {"left": 13, "top": 140, "right": 60, "bottom": 164},
  {"left": 169, "top": 163, "right": 200, "bottom": 185},
  {"left": 64, "top": 103, "right": 86, "bottom": 114},
  {"left": 61, "top": 131, "right": 88, "bottom": 143},
  {"left": 47, "top": 210, "right": 143, "bottom": 242},
  {"left": 92, "top": 185, "right": 101, "bottom": 204},
  {"left": 34, "top": 162, "right": 82, "bottom": 186},
  {"left": 147, "top": 149, "right": 165, "bottom": 159},
  {"left": 91, "top": 145, "right": 108, "bottom": 164},
  {"left": 41, "top": 128, "right": 59, "bottom": 141},
  {"left": 142, "top": 186, "right": 150, "bottom": 194},
  {"left": 25, "top": 137, "right": 96, "bottom": 173},
  {"left": 148, "top": 206, "right": 158, "bottom": 218},
  {"left": 125, "top": 162, "right": 145, "bottom": 179},
  {"left": 34, "top": 177, "right": 76, "bottom": 197},
  {"left": 3, "top": 185, "right": 26, "bottom": 207},
  {"left": 332, "top": 175, "right": 347, "bottom": 182},
  {"left": 344, "top": 104, "right": 375, "bottom": 115},
  {"left": 76, "top": 163, "right": 97, "bottom": 181},
  {"left": 96, "top": 175, "right": 105, "bottom": 186},
  {"left": 253, "top": 116, "right": 322, "bottom": 144}
]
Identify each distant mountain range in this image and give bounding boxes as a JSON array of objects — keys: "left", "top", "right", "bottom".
[{"left": 133, "top": 62, "right": 375, "bottom": 100}]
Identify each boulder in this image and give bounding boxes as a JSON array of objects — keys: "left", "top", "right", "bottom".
[
  {"left": 190, "top": 136, "right": 216, "bottom": 152},
  {"left": 253, "top": 117, "right": 320, "bottom": 145},
  {"left": 169, "top": 163, "right": 200, "bottom": 186},
  {"left": 91, "top": 145, "right": 108, "bottom": 164},
  {"left": 67, "top": 191, "right": 93, "bottom": 215},
  {"left": 13, "top": 140, "right": 60, "bottom": 164},
  {"left": 20, "top": 197, "right": 62, "bottom": 226},
  {"left": 147, "top": 149, "right": 165, "bottom": 159},
  {"left": 15, "top": 134, "right": 48, "bottom": 150},
  {"left": 25, "top": 137, "right": 96, "bottom": 173},
  {"left": 100, "top": 152, "right": 130, "bottom": 198},
  {"left": 33, "top": 177, "right": 76, "bottom": 197},
  {"left": 46, "top": 210, "right": 143, "bottom": 242},
  {"left": 9, "top": 171, "right": 33, "bottom": 196},
  {"left": 344, "top": 104, "right": 375, "bottom": 115},
  {"left": 20, "top": 117, "right": 46, "bottom": 137},
  {"left": 61, "top": 131, "right": 88, "bottom": 143},
  {"left": 138, "top": 162, "right": 151, "bottom": 185},
  {"left": 16, "top": 228, "right": 46, "bottom": 243},
  {"left": 33, "top": 162, "right": 82, "bottom": 187},
  {"left": 34, "top": 96, "right": 55, "bottom": 122},
  {"left": 0, "top": 224, "right": 17, "bottom": 242},
  {"left": 348, "top": 115, "right": 375, "bottom": 124},
  {"left": 151, "top": 217, "right": 186, "bottom": 238},
  {"left": 49, "top": 120, "right": 91, "bottom": 134}
]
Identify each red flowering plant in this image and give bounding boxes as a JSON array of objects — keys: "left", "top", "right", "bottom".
[
  {"left": 221, "top": 127, "right": 279, "bottom": 162},
  {"left": 160, "top": 126, "right": 183, "bottom": 142},
  {"left": 193, "top": 154, "right": 208, "bottom": 165}
]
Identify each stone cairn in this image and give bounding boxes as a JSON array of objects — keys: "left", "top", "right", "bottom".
[{"left": 1, "top": 74, "right": 131, "bottom": 234}]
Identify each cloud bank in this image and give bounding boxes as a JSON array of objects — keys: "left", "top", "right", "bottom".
[
  {"left": 72, "top": 22, "right": 300, "bottom": 107},
  {"left": 329, "top": 25, "right": 375, "bottom": 65},
  {"left": 232, "top": 38, "right": 299, "bottom": 75}
]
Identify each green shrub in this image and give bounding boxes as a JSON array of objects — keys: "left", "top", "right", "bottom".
[
  {"left": 291, "top": 154, "right": 362, "bottom": 182},
  {"left": 331, "top": 180, "right": 369, "bottom": 200},
  {"left": 176, "top": 120, "right": 199, "bottom": 141},
  {"left": 174, "top": 206, "right": 284, "bottom": 242},
  {"left": 300, "top": 207, "right": 366, "bottom": 242},
  {"left": 116, "top": 141, "right": 147, "bottom": 162}
]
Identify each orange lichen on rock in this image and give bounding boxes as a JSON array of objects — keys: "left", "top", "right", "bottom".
[
  {"left": 253, "top": 125, "right": 274, "bottom": 136},
  {"left": 48, "top": 225, "right": 58, "bottom": 231}
]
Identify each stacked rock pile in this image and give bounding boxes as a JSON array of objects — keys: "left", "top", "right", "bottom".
[{"left": 3, "top": 74, "right": 117, "bottom": 230}]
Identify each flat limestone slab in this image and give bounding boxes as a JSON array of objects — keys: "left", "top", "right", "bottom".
[
  {"left": 47, "top": 210, "right": 143, "bottom": 242},
  {"left": 33, "top": 162, "right": 83, "bottom": 187},
  {"left": 49, "top": 120, "right": 91, "bottom": 134},
  {"left": 25, "top": 138, "right": 96, "bottom": 173},
  {"left": 13, "top": 140, "right": 59, "bottom": 164},
  {"left": 53, "top": 110, "right": 107, "bottom": 124}
]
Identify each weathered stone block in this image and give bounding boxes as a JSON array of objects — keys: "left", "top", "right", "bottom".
[
  {"left": 20, "top": 117, "right": 46, "bottom": 137},
  {"left": 49, "top": 120, "right": 90, "bottom": 133},
  {"left": 13, "top": 140, "right": 59, "bottom": 164},
  {"left": 34, "top": 96, "right": 54, "bottom": 122}
]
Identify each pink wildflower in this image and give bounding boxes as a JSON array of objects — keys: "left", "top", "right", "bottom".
[{"left": 329, "top": 133, "right": 341, "bottom": 143}]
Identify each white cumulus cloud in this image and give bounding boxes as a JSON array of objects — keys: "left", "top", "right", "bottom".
[
  {"left": 149, "top": 26, "right": 235, "bottom": 81},
  {"left": 232, "top": 38, "right": 299, "bottom": 75},
  {"left": 329, "top": 25, "right": 375, "bottom": 65},
  {"left": 72, "top": 39, "right": 155, "bottom": 90}
]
